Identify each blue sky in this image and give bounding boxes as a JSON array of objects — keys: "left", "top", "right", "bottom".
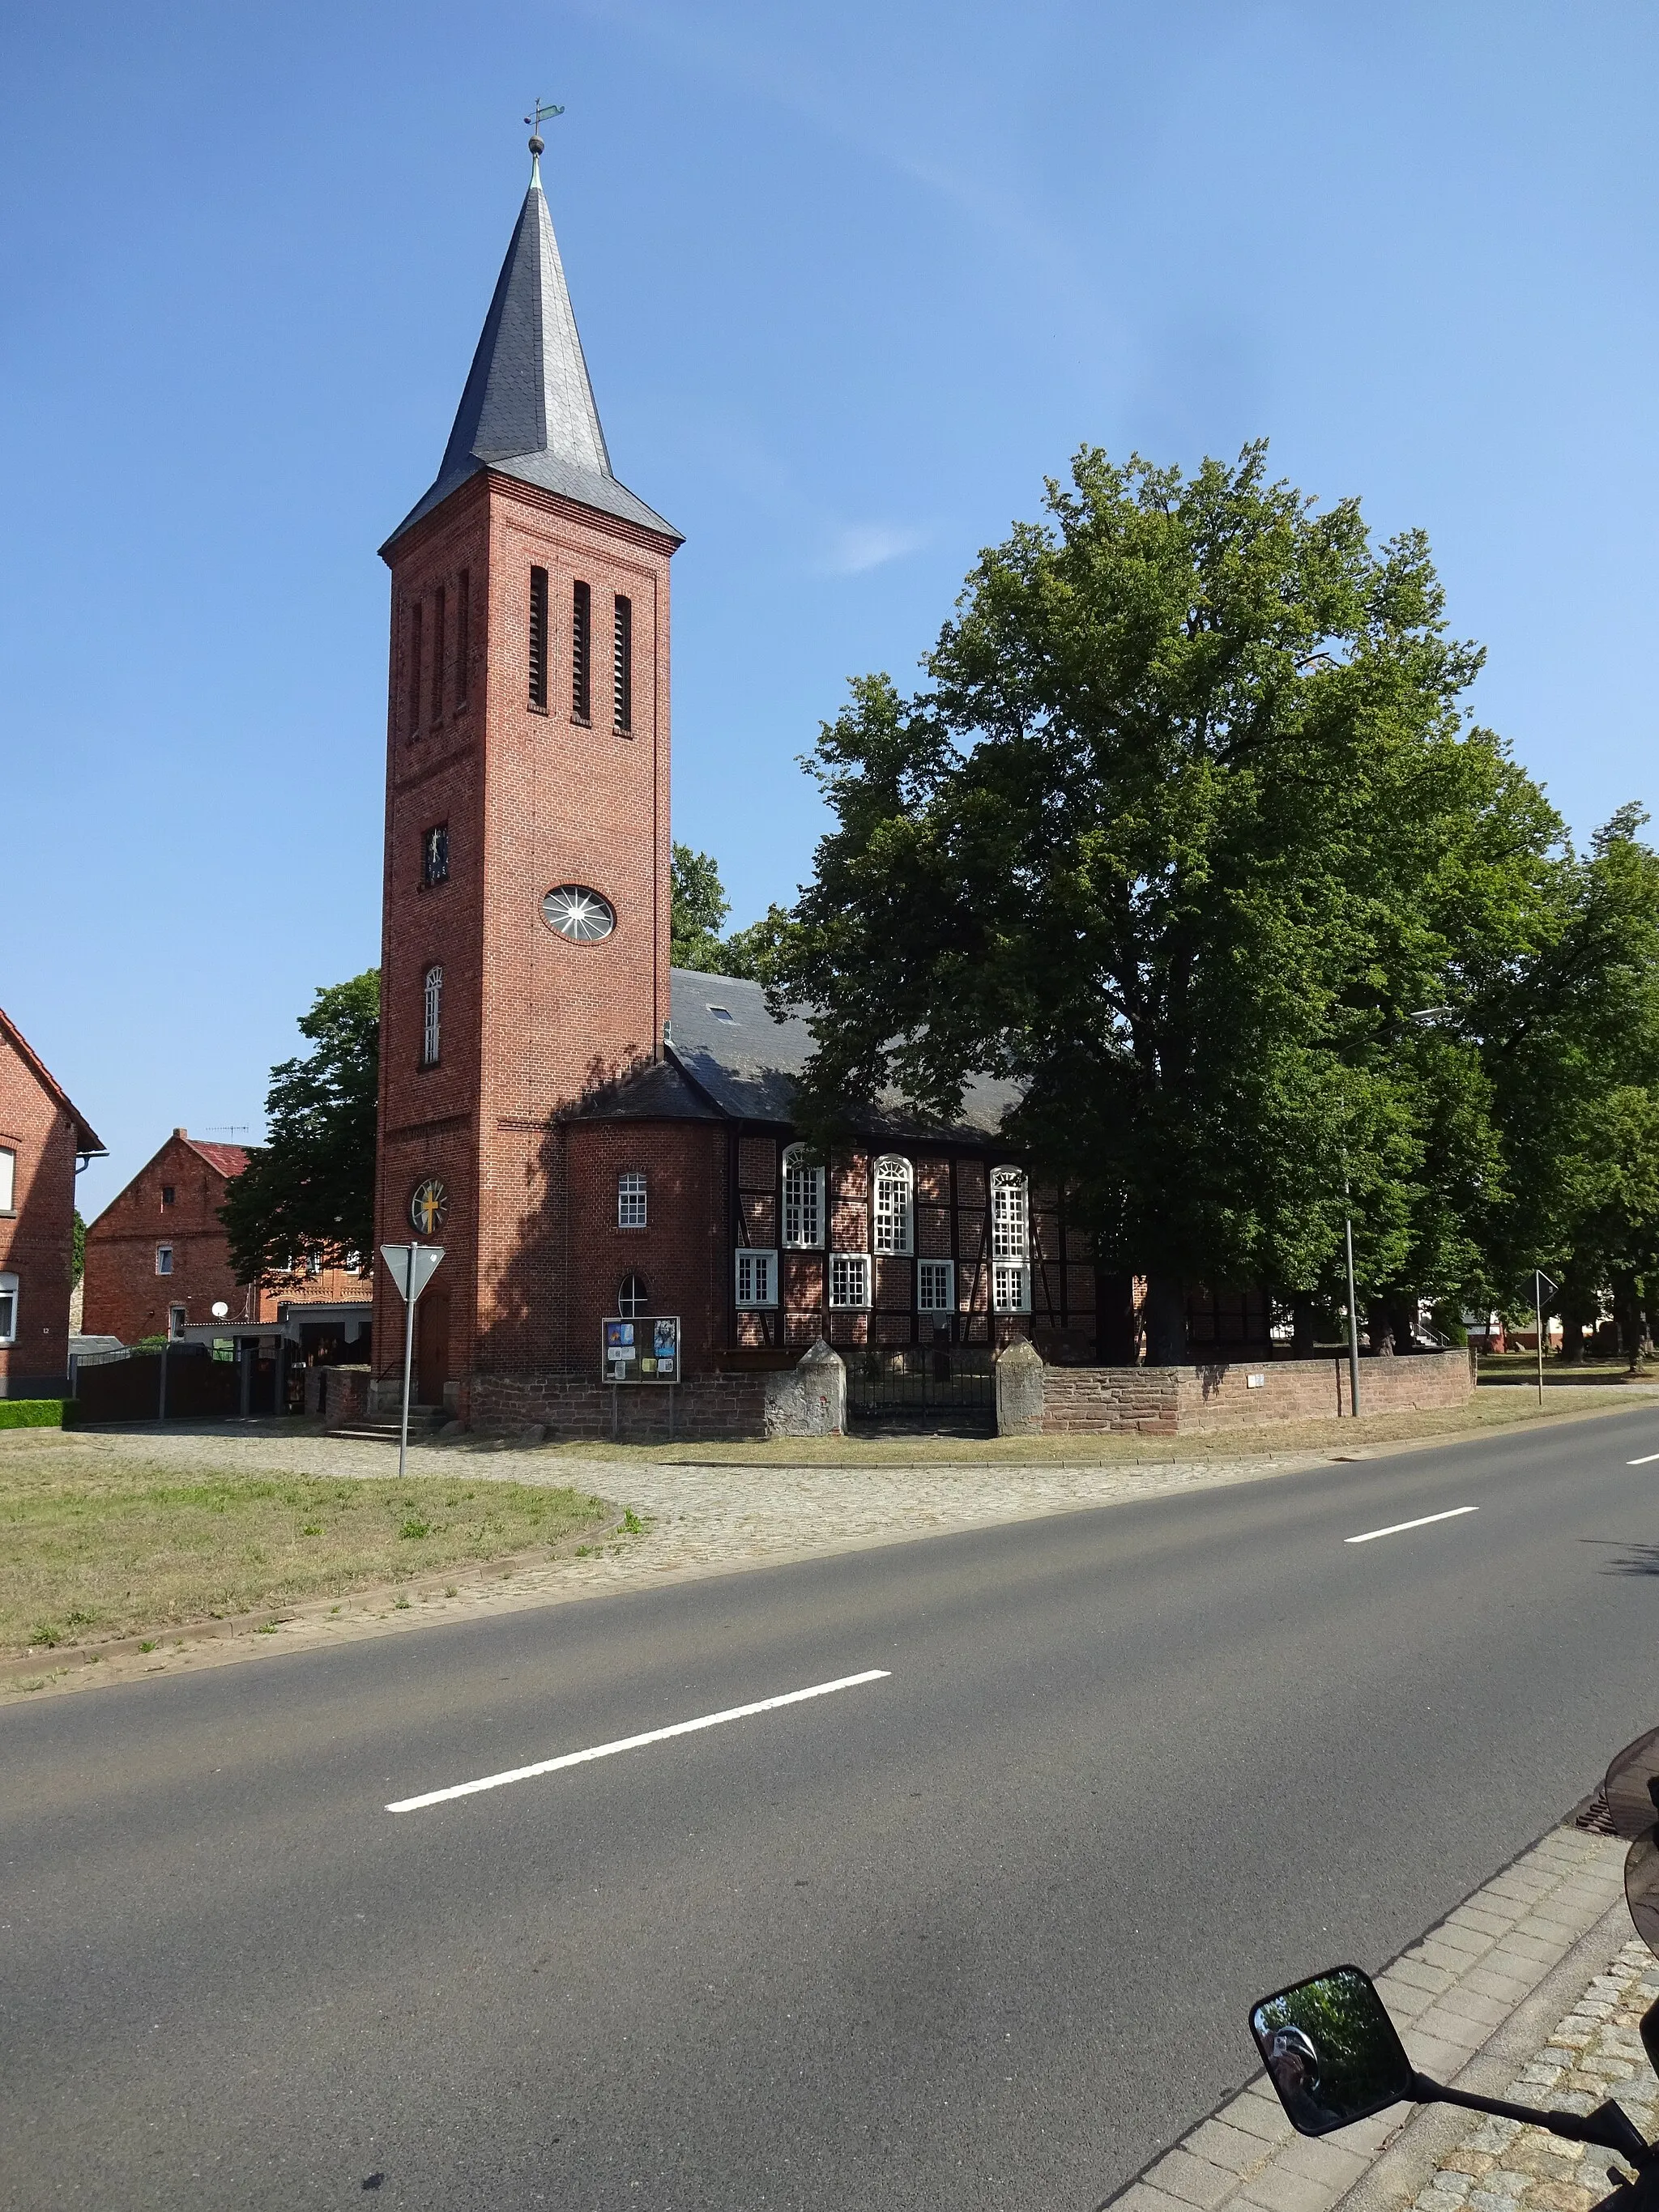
[{"left": 7, "top": 2, "right": 1657, "bottom": 1218}]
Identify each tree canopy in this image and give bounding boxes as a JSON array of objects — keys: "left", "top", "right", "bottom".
[
  {"left": 670, "top": 842, "right": 787, "bottom": 981},
  {"left": 768, "top": 442, "right": 1658, "bottom": 1357},
  {"left": 219, "top": 970, "right": 380, "bottom": 1286}
]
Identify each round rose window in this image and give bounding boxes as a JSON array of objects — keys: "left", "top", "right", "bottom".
[{"left": 541, "top": 885, "right": 616, "bottom": 942}]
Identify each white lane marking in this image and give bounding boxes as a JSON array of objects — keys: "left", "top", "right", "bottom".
[
  {"left": 1346, "top": 1506, "right": 1479, "bottom": 1545},
  {"left": 386, "top": 1669, "right": 892, "bottom": 1813},
  {"left": 1628, "top": 1452, "right": 1659, "bottom": 1466}
]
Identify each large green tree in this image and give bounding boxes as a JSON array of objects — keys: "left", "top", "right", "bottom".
[
  {"left": 769, "top": 444, "right": 1563, "bottom": 1357},
  {"left": 670, "top": 842, "right": 787, "bottom": 981},
  {"left": 219, "top": 970, "right": 380, "bottom": 1286}
]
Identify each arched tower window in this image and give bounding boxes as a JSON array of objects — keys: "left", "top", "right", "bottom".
[
  {"left": 617, "top": 1272, "right": 649, "bottom": 1318},
  {"left": 422, "top": 965, "right": 443, "bottom": 1067},
  {"left": 872, "top": 1156, "right": 914, "bottom": 1255},
  {"left": 781, "top": 1144, "right": 825, "bottom": 1249}
]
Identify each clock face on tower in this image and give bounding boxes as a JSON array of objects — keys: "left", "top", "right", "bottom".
[{"left": 541, "top": 885, "right": 616, "bottom": 942}]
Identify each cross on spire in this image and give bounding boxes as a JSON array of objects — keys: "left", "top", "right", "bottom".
[{"left": 524, "top": 96, "right": 565, "bottom": 185}]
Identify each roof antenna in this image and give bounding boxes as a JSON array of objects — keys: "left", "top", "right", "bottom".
[{"left": 524, "top": 96, "right": 565, "bottom": 188}]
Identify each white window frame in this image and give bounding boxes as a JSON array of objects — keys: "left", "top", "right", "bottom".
[
  {"left": 734, "top": 1247, "right": 778, "bottom": 1310},
  {"left": 617, "top": 1171, "right": 647, "bottom": 1229},
  {"left": 422, "top": 964, "right": 443, "bottom": 1066},
  {"left": 168, "top": 1304, "right": 187, "bottom": 1339},
  {"left": 917, "top": 1258, "right": 956, "bottom": 1315},
  {"left": 992, "top": 1260, "right": 1031, "bottom": 1314},
  {"left": 829, "top": 1251, "right": 872, "bottom": 1310},
  {"left": 0, "top": 1147, "right": 15, "bottom": 1213},
  {"left": 156, "top": 1244, "right": 173, "bottom": 1277},
  {"left": 617, "top": 1272, "right": 649, "bottom": 1319},
  {"left": 872, "top": 1154, "right": 914, "bottom": 1255},
  {"left": 991, "top": 1166, "right": 1029, "bottom": 1263},
  {"left": 0, "top": 1271, "right": 16, "bottom": 1345},
  {"left": 781, "top": 1144, "right": 825, "bottom": 1249}
]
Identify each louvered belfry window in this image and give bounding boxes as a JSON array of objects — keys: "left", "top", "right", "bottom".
[
  {"left": 613, "top": 595, "right": 633, "bottom": 731},
  {"left": 572, "top": 581, "right": 592, "bottom": 720},
  {"left": 454, "top": 569, "right": 471, "bottom": 705},
  {"left": 407, "top": 599, "right": 423, "bottom": 734},
  {"left": 528, "top": 567, "right": 549, "bottom": 712},
  {"left": 422, "top": 965, "right": 443, "bottom": 1067},
  {"left": 432, "top": 585, "right": 446, "bottom": 720}
]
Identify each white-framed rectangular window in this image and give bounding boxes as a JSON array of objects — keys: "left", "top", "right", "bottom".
[
  {"left": 0, "top": 1147, "right": 15, "bottom": 1213},
  {"left": 0, "top": 1272, "right": 16, "bottom": 1344},
  {"left": 829, "top": 1252, "right": 872, "bottom": 1310},
  {"left": 156, "top": 1244, "right": 173, "bottom": 1276},
  {"left": 169, "top": 1304, "right": 187, "bottom": 1339},
  {"left": 782, "top": 1144, "right": 825, "bottom": 1248},
  {"left": 992, "top": 1261, "right": 1030, "bottom": 1314},
  {"left": 917, "top": 1259, "right": 956, "bottom": 1315},
  {"left": 735, "top": 1247, "right": 778, "bottom": 1309},
  {"left": 618, "top": 1171, "right": 647, "bottom": 1228},
  {"left": 872, "top": 1155, "right": 914, "bottom": 1255},
  {"left": 991, "top": 1167, "right": 1029, "bottom": 1262}
]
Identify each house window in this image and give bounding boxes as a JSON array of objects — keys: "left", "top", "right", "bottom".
[
  {"left": 991, "top": 1166, "right": 1029, "bottom": 1261},
  {"left": 422, "top": 965, "right": 443, "bottom": 1067},
  {"left": 918, "top": 1259, "right": 956, "bottom": 1315},
  {"left": 0, "top": 1147, "right": 12, "bottom": 1212},
  {"left": 617, "top": 1272, "right": 649, "bottom": 1318},
  {"left": 305, "top": 1251, "right": 323, "bottom": 1277},
  {"left": 423, "top": 823, "right": 450, "bottom": 887},
  {"left": 455, "top": 568, "right": 471, "bottom": 704},
  {"left": 407, "top": 598, "right": 423, "bottom": 734},
  {"left": 156, "top": 1244, "right": 173, "bottom": 1276},
  {"left": 872, "top": 1155, "right": 913, "bottom": 1255},
  {"left": 0, "top": 1272, "right": 16, "bottom": 1344},
  {"left": 432, "top": 583, "right": 446, "bottom": 718},
  {"left": 617, "top": 1172, "right": 647, "bottom": 1228},
  {"left": 992, "top": 1261, "right": 1031, "bottom": 1314},
  {"left": 613, "top": 595, "right": 633, "bottom": 731},
  {"left": 781, "top": 1144, "right": 825, "bottom": 1249},
  {"left": 160, "top": 1183, "right": 176, "bottom": 1207},
  {"left": 572, "top": 580, "right": 592, "bottom": 720},
  {"left": 169, "top": 1303, "right": 187, "bottom": 1338},
  {"left": 829, "top": 1252, "right": 872, "bottom": 1310},
  {"left": 528, "top": 566, "right": 549, "bottom": 712},
  {"left": 735, "top": 1247, "right": 778, "bottom": 1309}
]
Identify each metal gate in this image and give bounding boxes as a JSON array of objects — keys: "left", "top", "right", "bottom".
[{"left": 846, "top": 1346, "right": 996, "bottom": 1428}]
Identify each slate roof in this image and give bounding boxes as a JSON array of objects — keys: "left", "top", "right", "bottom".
[
  {"left": 660, "top": 970, "right": 1021, "bottom": 1143},
  {"left": 384, "top": 176, "right": 680, "bottom": 552}
]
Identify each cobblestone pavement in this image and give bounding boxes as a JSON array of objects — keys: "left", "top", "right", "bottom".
[{"left": 1409, "top": 1938, "right": 1659, "bottom": 2212}]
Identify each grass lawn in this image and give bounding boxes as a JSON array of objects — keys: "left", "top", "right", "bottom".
[{"left": 0, "top": 1434, "right": 612, "bottom": 1657}]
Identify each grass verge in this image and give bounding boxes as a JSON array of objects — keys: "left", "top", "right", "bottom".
[{"left": 0, "top": 1439, "right": 612, "bottom": 1656}]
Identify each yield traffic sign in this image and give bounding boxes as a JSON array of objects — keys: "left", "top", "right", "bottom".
[{"left": 380, "top": 1242, "right": 445, "bottom": 1305}]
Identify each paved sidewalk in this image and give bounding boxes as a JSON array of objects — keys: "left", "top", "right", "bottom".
[{"left": 1108, "top": 1823, "right": 1632, "bottom": 2211}]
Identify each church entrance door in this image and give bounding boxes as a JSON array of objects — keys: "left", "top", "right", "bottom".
[{"left": 416, "top": 1289, "right": 450, "bottom": 1408}]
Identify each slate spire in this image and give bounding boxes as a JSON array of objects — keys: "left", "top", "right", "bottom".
[{"left": 385, "top": 156, "right": 679, "bottom": 548}]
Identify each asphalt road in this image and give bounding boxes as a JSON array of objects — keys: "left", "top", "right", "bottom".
[{"left": 7, "top": 1409, "right": 1659, "bottom": 2212}]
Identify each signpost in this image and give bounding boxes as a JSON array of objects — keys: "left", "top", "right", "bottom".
[
  {"left": 380, "top": 1242, "right": 445, "bottom": 1479},
  {"left": 1533, "top": 1269, "right": 1558, "bottom": 1409},
  {"left": 601, "top": 1316, "right": 681, "bottom": 1441}
]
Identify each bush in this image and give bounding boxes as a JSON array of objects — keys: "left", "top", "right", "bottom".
[{"left": 0, "top": 1400, "right": 70, "bottom": 1430}]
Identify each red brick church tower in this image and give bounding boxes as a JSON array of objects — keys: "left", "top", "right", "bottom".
[{"left": 370, "top": 130, "right": 682, "bottom": 1416}]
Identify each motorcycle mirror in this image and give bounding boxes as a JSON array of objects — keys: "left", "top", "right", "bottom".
[
  {"left": 1602, "top": 1727, "right": 1659, "bottom": 1842},
  {"left": 1249, "top": 1966, "right": 1415, "bottom": 2137}
]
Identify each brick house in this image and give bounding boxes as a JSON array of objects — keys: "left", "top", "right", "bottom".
[
  {"left": 365, "top": 140, "right": 1132, "bottom": 1437},
  {"left": 0, "top": 1007, "right": 104, "bottom": 1398},
  {"left": 82, "top": 1128, "right": 369, "bottom": 1346}
]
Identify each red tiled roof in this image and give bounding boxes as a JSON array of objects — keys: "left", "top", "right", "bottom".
[
  {"left": 0, "top": 1005, "right": 104, "bottom": 1154},
  {"left": 184, "top": 1140, "right": 251, "bottom": 1178}
]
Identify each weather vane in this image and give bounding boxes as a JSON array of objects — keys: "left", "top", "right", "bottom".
[{"left": 525, "top": 96, "right": 565, "bottom": 184}]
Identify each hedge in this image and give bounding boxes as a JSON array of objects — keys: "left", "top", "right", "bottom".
[{"left": 0, "top": 1398, "right": 71, "bottom": 1430}]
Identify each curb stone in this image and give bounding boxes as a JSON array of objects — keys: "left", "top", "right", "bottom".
[{"left": 1103, "top": 1824, "right": 1629, "bottom": 2210}]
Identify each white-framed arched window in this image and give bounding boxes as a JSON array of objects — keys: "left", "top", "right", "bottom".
[
  {"left": 422, "top": 964, "right": 443, "bottom": 1067},
  {"left": 872, "top": 1155, "right": 913, "bottom": 1255},
  {"left": 991, "top": 1166, "right": 1030, "bottom": 1313},
  {"left": 781, "top": 1144, "right": 825, "bottom": 1249},
  {"left": 617, "top": 1272, "right": 650, "bottom": 1318}
]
